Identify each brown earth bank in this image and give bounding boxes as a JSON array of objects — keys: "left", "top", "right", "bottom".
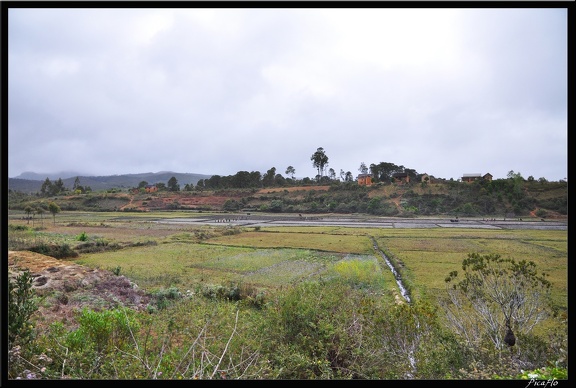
[
  {"left": 8, "top": 250, "right": 151, "bottom": 330},
  {"left": 256, "top": 186, "right": 330, "bottom": 193},
  {"left": 115, "top": 186, "right": 332, "bottom": 211}
]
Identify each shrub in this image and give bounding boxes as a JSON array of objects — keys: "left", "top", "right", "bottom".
[
  {"left": 109, "top": 266, "right": 121, "bottom": 276},
  {"left": 28, "top": 242, "right": 78, "bottom": 259},
  {"left": 8, "top": 270, "right": 38, "bottom": 348},
  {"left": 76, "top": 231, "right": 88, "bottom": 241},
  {"left": 9, "top": 224, "right": 29, "bottom": 231},
  {"left": 68, "top": 308, "right": 139, "bottom": 354},
  {"left": 515, "top": 366, "right": 568, "bottom": 380},
  {"left": 151, "top": 287, "right": 182, "bottom": 310}
]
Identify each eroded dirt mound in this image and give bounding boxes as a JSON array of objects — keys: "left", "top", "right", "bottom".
[{"left": 8, "top": 251, "right": 151, "bottom": 329}]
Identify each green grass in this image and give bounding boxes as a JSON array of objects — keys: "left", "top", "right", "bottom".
[
  {"left": 76, "top": 242, "right": 380, "bottom": 292},
  {"left": 205, "top": 231, "right": 374, "bottom": 254},
  {"left": 373, "top": 229, "right": 567, "bottom": 311},
  {"left": 10, "top": 210, "right": 567, "bottom": 313}
]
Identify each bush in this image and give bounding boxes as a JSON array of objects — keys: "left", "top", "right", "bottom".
[
  {"left": 8, "top": 270, "right": 38, "bottom": 348},
  {"left": 151, "top": 287, "right": 182, "bottom": 310},
  {"left": 515, "top": 366, "right": 568, "bottom": 380},
  {"left": 68, "top": 308, "right": 139, "bottom": 354},
  {"left": 75, "top": 239, "right": 121, "bottom": 254},
  {"left": 28, "top": 242, "right": 79, "bottom": 259},
  {"left": 9, "top": 224, "right": 29, "bottom": 231},
  {"left": 76, "top": 231, "right": 88, "bottom": 241}
]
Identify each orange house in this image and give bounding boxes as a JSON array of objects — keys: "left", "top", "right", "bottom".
[
  {"left": 357, "top": 173, "right": 373, "bottom": 186},
  {"left": 145, "top": 184, "right": 158, "bottom": 193},
  {"left": 462, "top": 173, "right": 492, "bottom": 183},
  {"left": 461, "top": 173, "right": 482, "bottom": 183}
]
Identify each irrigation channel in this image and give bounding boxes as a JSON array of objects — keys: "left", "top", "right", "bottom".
[
  {"left": 369, "top": 237, "right": 414, "bottom": 375},
  {"left": 151, "top": 214, "right": 565, "bottom": 378},
  {"left": 371, "top": 237, "right": 411, "bottom": 303},
  {"left": 152, "top": 215, "right": 567, "bottom": 303}
]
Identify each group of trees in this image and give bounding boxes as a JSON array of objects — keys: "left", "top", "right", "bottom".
[
  {"left": 308, "top": 147, "right": 425, "bottom": 185},
  {"left": 39, "top": 177, "right": 91, "bottom": 197},
  {"left": 40, "top": 177, "right": 66, "bottom": 196},
  {"left": 127, "top": 147, "right": 353, "bottom": 192},
  {"left": 310, "top": 147, "right": 421, "bottom": 184},
  {"left": 23, "top": 201, "right": 61, "bottom": 226},
  {"left": 133, "top": 147, "right": 360, "bottom": 192},
  {"left": 72, "top": 177, "right": 92, "bottom": 194}
]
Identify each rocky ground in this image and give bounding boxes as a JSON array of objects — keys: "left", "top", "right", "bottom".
[{"left": 8, "top": 250, "right": 152, "bottom": 330}]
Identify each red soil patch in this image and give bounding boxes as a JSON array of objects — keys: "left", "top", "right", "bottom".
[
  {"left": 120, "top": 193, "right": 240, "bottom": 211},
  {"left": 117, "top": 186, "right": 331, "bottom": 211},
  {"left": 257, "top": 186, "right": 330, "bottom": 193}
]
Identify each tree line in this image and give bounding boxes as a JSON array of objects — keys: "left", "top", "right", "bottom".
[
  {"left": 34, "top": 146, "right": 559, "bottom": 195},
  {"left": 131, "top": 147, "right": 423, "bottom": 192}
]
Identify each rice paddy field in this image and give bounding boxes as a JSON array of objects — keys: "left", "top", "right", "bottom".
[{"left": 7, "top": 210, "right": 567, "bottom": 315}]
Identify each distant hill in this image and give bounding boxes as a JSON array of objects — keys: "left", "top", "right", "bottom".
[
  {"left": 13, "top": 171, "right": 89, "bottom": 181},
  {"left": 8, "top": 172, "right": 213, "bottom": 194}
]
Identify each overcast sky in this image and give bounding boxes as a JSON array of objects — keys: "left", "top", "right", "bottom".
[{"left": 7, "top": 6, "right": 568, "bottom": 181}]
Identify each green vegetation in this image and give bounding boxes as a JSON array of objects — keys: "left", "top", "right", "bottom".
[
  {"left": 443, "top": 253, "right": 552, "bottom": 351},
  {"left": 8, "top": 270, "right": 38, "bottom": 349},
  {"left": 6, "top": 211, "right": 567, "bottom": 380},
  {"left": 8, "top": 176, "right": 567, "bottom": 219},
  {"left": 370, "top": 228, "right": 567, "bottom": 313}
]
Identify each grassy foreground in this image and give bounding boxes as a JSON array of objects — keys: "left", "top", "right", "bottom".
[{"left": 7, "top": 210, "right": 568, "bottom": 380}]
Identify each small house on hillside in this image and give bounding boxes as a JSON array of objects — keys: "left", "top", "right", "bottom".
[
  {"left": 357, "top": 173, "right": 373, "bottom": 186},
  {"left": 420, "top": 173, "right": 430, "bottom": 183},
  {"left": 461, "top": 173, "right": 482, "bottom": 183},
  {"left": 392, "top": 172, "right": 410, "bottom": 184},
  {"left": 462, "top": 173, "right": 492, "bottom": 183},
  {"left": 145, "top": 184, "right": 158, "bottom": 193}
]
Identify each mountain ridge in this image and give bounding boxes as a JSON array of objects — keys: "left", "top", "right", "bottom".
[{"left": 8, "top": 171, "right": 214, "bottom": 193}]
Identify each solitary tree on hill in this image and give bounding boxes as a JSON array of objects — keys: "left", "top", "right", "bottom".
[
  {"left": 285, "top": 166, "right": 296, "bottom": 180},
  {"left": 311, "top": 147, "right": 329, "bottom": 182}
]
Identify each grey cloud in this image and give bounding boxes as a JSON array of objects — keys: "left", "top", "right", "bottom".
[{"left": 8, "top": 7, "right": 567, "bottom": 182}]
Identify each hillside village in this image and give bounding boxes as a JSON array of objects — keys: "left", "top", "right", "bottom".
[{"left": 7, "top": 167, "right": 567, "bottom": 220}]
